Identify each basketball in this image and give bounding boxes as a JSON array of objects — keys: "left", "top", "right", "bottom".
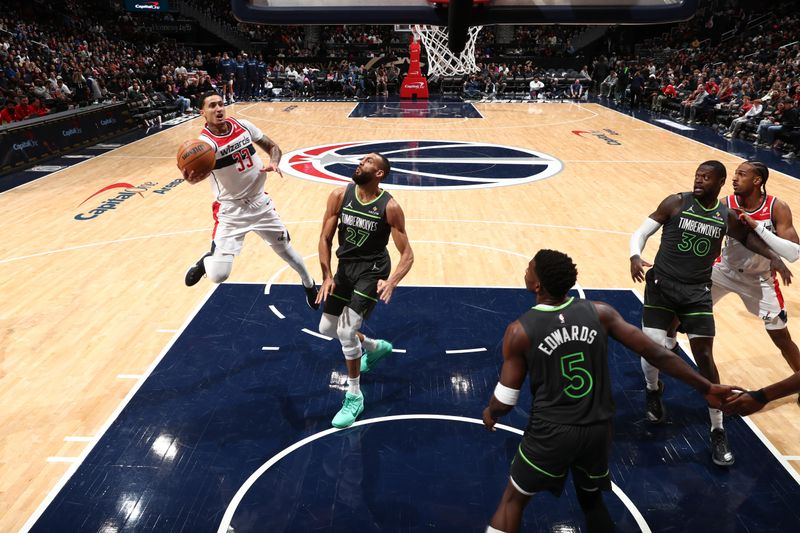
[{"left": 176, "top": 139, "right": 215, "bottom": 179}]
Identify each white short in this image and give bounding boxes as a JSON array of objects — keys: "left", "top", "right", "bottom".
[
  {"left": 711, "top": 262, "right": 787, "bottom": 330},
  {"left": 213, "top": 193, "right": 289, "bottom": 255}
]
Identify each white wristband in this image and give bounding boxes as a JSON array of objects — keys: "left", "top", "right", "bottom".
[{"left": 494, "top": 382, "right": 520, "bottom": 406}]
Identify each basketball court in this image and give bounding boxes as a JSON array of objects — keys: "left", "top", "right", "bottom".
[
  {"left": 4, "top": 0, "right": 800, "bottom": 531},
  {"left": 3, "top": 98, "right": 800, "bottom": 532}
]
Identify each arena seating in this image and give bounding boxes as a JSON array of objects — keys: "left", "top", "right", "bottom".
[{"left": 2, "top": 0, "right": 797, "bottom": 157}]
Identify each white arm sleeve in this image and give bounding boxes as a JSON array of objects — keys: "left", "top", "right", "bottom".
[
  {"left": 755, "top": 223, "right": 800, "bottom": 262},
  {"left": 629, "top": 217, "right": 663, "bottom": 258}
]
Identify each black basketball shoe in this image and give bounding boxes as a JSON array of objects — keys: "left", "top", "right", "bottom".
[
  {"left": 710, "top": 428, "right": 735, "bottom": 466},
  {"left": 304, "top": 281, "right": 319, "bottom": 310},
  {"left": 645, "top": 380, "right": 666, "bottom": 423},
  {"left": 185, "top": 252, "right": 213, "bottom": 287}
]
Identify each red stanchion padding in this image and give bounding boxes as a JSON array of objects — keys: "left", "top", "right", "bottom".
[{"left": 400, "top": 36, "right": 429, "bottom": 99}]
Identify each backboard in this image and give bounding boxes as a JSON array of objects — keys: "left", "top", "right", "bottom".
[{"left": 231, "top": 0, "right": 700, "bottom": 26}]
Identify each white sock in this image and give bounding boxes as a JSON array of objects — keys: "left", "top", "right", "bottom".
[
  {"left": 664, "top": 336, "right": 677, "bottom": 350},
  {"left": 641, "top": 359, "right": 661, "bottom": 391},
  {"left": 361, "top": 336, "right": 378, "bottom": 352},
  {"left": 487, "top": 526, "right": 506, "bottom": 533},
  {"left": 709, "top": 408, "right": 723, "bottom": 430},
  {"left": 347, "top": 376, "right": 361, "bottom": 396},
  {"left": 273, "top": 244, "right": 313, "bottom": 287}
]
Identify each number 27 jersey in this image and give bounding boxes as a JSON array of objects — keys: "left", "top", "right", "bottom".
[
  {"left": 199, "top": 117, "right": 265, "bottom": 202},
  {"left": 336, "top": 183, "right": 392, "bottom": 263}
]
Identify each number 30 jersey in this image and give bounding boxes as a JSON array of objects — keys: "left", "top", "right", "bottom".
[
  {"left": 199, "top": 118, "right": 265, "bottom": 202},
  {"left": 518, "top": 297, "right": 613, "bottom": 426},
  {"left": 336, "top": 183, "right": 392, "bottom": 263},
  {"left": 654, "top": 192, "right": 728, "bottom": 284}
]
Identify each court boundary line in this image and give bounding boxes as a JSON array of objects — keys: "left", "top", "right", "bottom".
[
  {"left": 259, "top": 241, "right": 586, "bottom": 310},
  {"left": 19, "top": 283, "right": 220, "bottom": 533},
  {"left": 0, "top": 113, "right": 208, "bottom": 198},
  {"left": 215, "top": 413, "right": 651, "bottom": 533},
  {"left": 0, "top": 228, "right": 209, "bottom": 265},
  {"left": 628, "top": 289, "right": 800, "bottom": 486},
  {"left": 21, "top": 283, "right": 798, "bottom": 532},
  {"left": 236, "top": 100, "right": 599, "bottom": 130},
  {"left": 350, "top": 100, "right": 484, "bottom": 122},
  {"left": 589, "top": 102, "right": 800, "bottom": 183},
  {"left": 0, "top": 218, "right": 628, "bottom": 266}
]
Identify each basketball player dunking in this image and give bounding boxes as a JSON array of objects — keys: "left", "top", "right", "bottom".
[
  {"left": 315, "top": 153, "right": 414, "bottom": 428},
  {"left": 179, "top": 91, "right": 318, "bottom": 307}
]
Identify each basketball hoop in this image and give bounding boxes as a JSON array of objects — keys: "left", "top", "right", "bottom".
[{"left": 412, "top": 23, "right": 483, "bottom": 78}]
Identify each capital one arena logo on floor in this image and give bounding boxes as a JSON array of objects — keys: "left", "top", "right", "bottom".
[
  {"left": 280, "top": 140, "right": 563, "bottom": 190},
  {"left": 74, "top": 179, "right": 184, "bottom": 221}
]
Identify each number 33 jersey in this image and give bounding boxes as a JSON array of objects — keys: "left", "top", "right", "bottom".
[
  {"left": 199, "top": 118, "right": 266, "bottom": 202},
  {"left": 519, "top": 297, "right": 613, "bottom": 426}
]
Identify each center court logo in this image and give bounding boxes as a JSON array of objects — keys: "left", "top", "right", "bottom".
[{"left": 280, "top": 140, "right": 563, "bottom": 190}]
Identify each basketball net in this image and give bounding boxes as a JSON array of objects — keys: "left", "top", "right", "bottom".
[{"left": 412, "top": 24, "right": 482, "bottom": 78}]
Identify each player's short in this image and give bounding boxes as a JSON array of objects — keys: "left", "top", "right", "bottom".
[
  {"left": 510, "top": 419, "right": 613, "bottom": 496},
  {"left": 643, "top": 268, "right": 715, "bottom": 336},
  {"left": 323, "top": 256, "right": 391, "bottom": 319},
  {"left": 208, "top": 200, "right": 220, "bottom": 238},
  {"left": 213, "top": 192, "right": 289, "bottom": 255},
  {"left": 712, "top": 262, "right": 787, "bottom": 330}
]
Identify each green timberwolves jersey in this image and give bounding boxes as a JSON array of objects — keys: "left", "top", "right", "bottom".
[
  {"left": 518, "top": 298, "right": 613, "bottom": 426},
  {"left": 336, "top": 184, "right": 392, "bottom": 263},
  {"left": 654, "top": 193, "right": 728, "bottom": 284}
]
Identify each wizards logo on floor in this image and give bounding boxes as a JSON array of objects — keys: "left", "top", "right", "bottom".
[{"left": 280, "top": 140, "right": 563, "bottom": 190}]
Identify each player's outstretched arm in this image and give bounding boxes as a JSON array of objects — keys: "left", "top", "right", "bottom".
[
  {"left": 316, "top": 188, "right": 344, "bottom": 305},
  {"left": 773, "top": 199, "right": 800, "bottom": 244},
  {"left": 483, "top": 321, "right": 529, "bottom": 432},
  {"left": 629, "top": 194, "right": 681, "bottom": 282},
  {"left": 736, "top": 201, "right": 800, "bottom": 262},
  {"left": 594, "top": 301, "right": 732, "bottom": 407},
  {"left": 377, "top": 198, "right": 414, "bottom": 304},
  {"left": 728, "top": 211, "right": 793, "bottom": 285},
  {"left": 255, "top": 135, "right": 283, "bottom": 177},
  {"left": 723, "top": 371, "right": 800, "bottom": 416}
]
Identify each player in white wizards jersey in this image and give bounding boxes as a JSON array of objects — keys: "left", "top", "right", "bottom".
[
  {"left": 180, "top": 91, "right": 318, "bottom": 308},
  {"left": 716, "top": 161, "right": 800, "bottom": 378},
  {"left": 666, "top": 161, "right": 800, "bottom": 402}
]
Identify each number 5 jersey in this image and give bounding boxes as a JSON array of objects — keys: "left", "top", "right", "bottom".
[{"left": 519, "top": 297, "right": 613, "bottom": 426}]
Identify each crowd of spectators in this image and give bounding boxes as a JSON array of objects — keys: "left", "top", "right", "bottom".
[
  {"left": 0, "top": 0, "right": 210, "bottom": 126},
  {"left": 506, "top": 26, "right": 583, "bottom": 57},
  {"left": 589, "top": 1, "right": 800, "bottom": 158},
  {"left": 2, "top": 0, "right": 799, "bottom": 161}
]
